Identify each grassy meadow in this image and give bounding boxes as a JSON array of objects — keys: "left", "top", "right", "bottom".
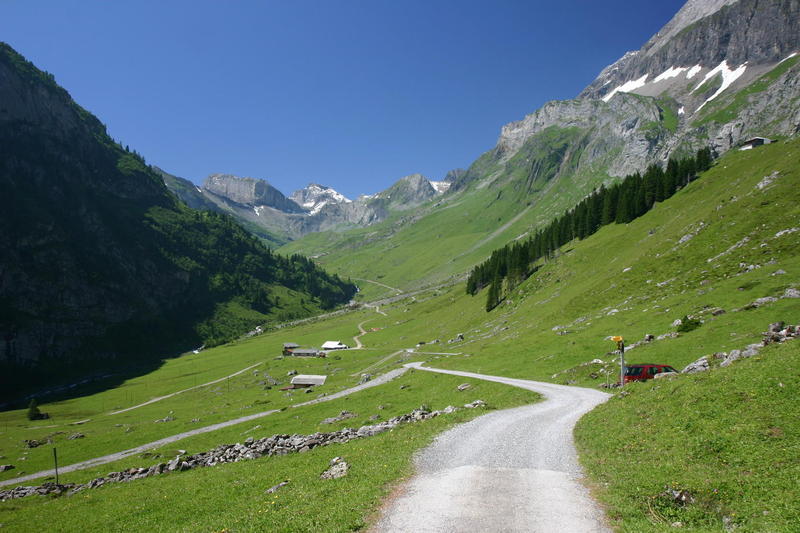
[{"left": 1, "top": 140, "right": 798, "bottom": 531}]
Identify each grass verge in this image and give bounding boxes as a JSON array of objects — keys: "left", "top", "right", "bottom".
[{"left": 575, "top": 340, "right": 800, "bottom": 532}]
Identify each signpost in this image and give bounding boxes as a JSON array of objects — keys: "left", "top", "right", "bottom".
[
  {"left": 611, "top": 336, "right": 625, "bottom": 387},
  {"left": 53, "top": 447, "right": 59, "bottom": 485}
]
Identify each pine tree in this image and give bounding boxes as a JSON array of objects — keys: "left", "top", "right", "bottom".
[
  {"left": 601, "top": 185, "right": 618, "bottom": 225},
  {"left": 485, "top": 276, "right": 501, "bottom": 311},
  {"left": 616, "top": 183, "right": 632, "bottom": 223},
  {"left": 696, "top": 147, "right": 712, "bottom": 172}
]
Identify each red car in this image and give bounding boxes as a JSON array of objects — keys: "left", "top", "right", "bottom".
[{"left": 624, "top": 364, "right": 677, "bottom": 383}]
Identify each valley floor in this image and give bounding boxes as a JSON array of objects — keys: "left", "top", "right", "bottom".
[{"left": 2, "top": 141, "right": 798, "bottom": 531}]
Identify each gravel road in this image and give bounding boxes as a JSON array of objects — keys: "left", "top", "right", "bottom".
[{"left": 374, "top": 363, "right": 611, "bottom": 533}]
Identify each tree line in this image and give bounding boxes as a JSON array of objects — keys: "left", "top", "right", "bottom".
[{"left": 467, "top": 148, "right": 714, "bottom": 311}]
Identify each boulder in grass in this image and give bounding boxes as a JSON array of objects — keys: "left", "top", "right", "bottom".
[
  {"left": 783, "top": 288, "right": 800, "bottom": 299},
  {"left": 320, "top": 457, "right": 349, "bottom": 480},
  {"left": 266, "top": 480, "right": 289, "bottom": 494},
  {"left": 681, "top": 356, "right": 709, "bottom": 374}
]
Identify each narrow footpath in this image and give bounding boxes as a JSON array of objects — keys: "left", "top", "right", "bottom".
[
  {"left": 0, "top": 368, "right": 409, "bottom": 488},
  {"left": 374, "top": 363, "right": 611, "bottom": 533}
]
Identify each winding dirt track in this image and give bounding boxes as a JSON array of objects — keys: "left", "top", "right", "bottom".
[
  {"left": 0, "top": 368, "right": 409, "bottom": 488},
  {"left": 374, "top": 363, "right": 611, "bottom": 533},
  {"left": 109, "top": 362, "right": 264, "bottom": 415}
]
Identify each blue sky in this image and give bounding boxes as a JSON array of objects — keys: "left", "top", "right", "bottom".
[{"left": 1, "top": 0, "right": 686, "bottom": 198}]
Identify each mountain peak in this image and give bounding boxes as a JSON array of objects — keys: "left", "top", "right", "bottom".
[
  {"left": 579, "top": 0, "right": 800, "bottom": 105},
  {"left": 290, "top": 183, "right": 352, "bottom": 215},
  {"left": 203, "top": 173, "right": 304, "bottom": 213},
  {"left": 642, "top": 0, "right": 740, "bottom": 57}
]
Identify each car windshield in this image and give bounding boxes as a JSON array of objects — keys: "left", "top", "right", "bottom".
[{"left": 625, "top": 366, "right": 644, "bottom": 376}]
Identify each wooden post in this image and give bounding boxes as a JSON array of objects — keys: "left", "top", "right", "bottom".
[{"left": 53, "top": 447, "right": 59, "bottom": 485}]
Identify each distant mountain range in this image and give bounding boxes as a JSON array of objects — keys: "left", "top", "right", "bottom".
[
  {"left": 282, "top": 0, "right": 800, "bottom": 290},
  {"left": 160, "top": 168, "right": 462, "bottom": 245}
]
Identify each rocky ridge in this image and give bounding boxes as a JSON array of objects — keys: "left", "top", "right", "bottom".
[
  {"left": 456, "top": 0, "right": 800, "bottom": 195},
  {"left": 163, "top": 171, "right": 451, "bottom": 242}
]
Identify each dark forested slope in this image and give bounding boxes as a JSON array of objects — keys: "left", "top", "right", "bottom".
[{"left": 0, "top": 43, "right": 355, "bottom": 400}]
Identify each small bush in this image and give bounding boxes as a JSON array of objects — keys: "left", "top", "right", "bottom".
[
  {"left": 26, "top": 399, "right": 49, "bottom": 421},
  {"left": 677, "top": 315, "right": 703, "bottom": 333}
]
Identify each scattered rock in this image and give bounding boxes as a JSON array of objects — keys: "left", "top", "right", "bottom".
[
  {"left": 741, "top": 343, "right": 762, "bottom": 358},
  {"left": 464, "top": 400, "right": 486, "bottom": 409},
  {"left": 653, "top": 372, "right": 678, "bottom": 380},
  {"left": 265, "top": 480, "right": 289, "bottom": 494},
  {"left": 744, "top": 296, "right": 778, "bottom": 310},
  {"left": 656, "top": 332, "right": 680, "bottom": 341},
  {"left": 457, "top": 383, "right": 471, "bottom": 392},
  {"left": 0, "top": 465, "right": 14, "bottom": 472},
  {"left": 661, "top": 487, "right": 695, "bottom": 506},
  {"left": 287, "top": 370, "right": 298, "bottom": 376},
  {"left": 783, "top": 288, "right": 800, "bottom": 299},
  {"left": 67, "top": 433, "right": 85, "bottom": 440},
  {"left": 711, "top": 308, "right": 726, "bottom": 316},
  {"left": 773, "top": 226, "right": 798, "bottom": 237},
  {"left": 771, "top": 269, "right": 787, "bottom": 276},
  {"left": 321, "top": 411, "right": 356, "bottom": 425},
  {"left": 671, "top": 319, "right": 683, "bottom": 327},
  {"left": 154, "top": 416, "right": 175, "bottom": 423},
  {"left": 320, "top": 457, "right": 349, "bottom": 480},
  {"left": 682, "top": 356, "right": 709, "bottom": 374},
  {"left": 358, "top": 374, "right": 371, "bottom": 385}
]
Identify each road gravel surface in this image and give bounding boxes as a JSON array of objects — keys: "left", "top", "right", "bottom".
[{"left": 374, "top": 363, "right": 611, "bottom": 532}]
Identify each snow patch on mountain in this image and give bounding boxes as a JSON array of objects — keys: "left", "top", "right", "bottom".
[
  {"left": 693, "top": 60, "right": 748, "bottom": 111},
  {"left": 602, "top": 74, "right": 649, "bottom": 102},
  {"left": 654, "top": 66, "right": 688, "bottom": 82},
  {"left": 429, "top": 181, "right": 452, "bottom": 194},
  {"left": 686, "top": 65, "right": 702, "bottom": 79},
  {"left": 290, "top": 183, "right": 352, "bottom": 215}
]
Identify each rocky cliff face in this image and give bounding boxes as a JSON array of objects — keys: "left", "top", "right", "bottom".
[
  {"left": 581, "top": 0, "right": 800, "bottom": 101},
  {"left": 473, "top": 0, "right": 800, "bottom": 191},
  {"left": 204, "top": 174, "right": 304, "bottom": 213},
  {"left": 370, "top": 174, "right": 437, "bottom": 209},
  {"left": 164, "top": 170, "right": 446, "bottom": 242}
]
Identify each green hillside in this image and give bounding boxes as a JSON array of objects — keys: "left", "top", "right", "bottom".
[
  {"left": 279, "top": 124, "right": 633, "bottom": 300},
  {"left": 0, "top": 42, "right": 356, "bottom": 400},
  {"left": 1, "top": 139, "right": 797, "bottom": 531}
]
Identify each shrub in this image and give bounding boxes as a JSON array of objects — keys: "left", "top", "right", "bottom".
[
  {"left": 677, "top": 315, "right": 703, "bottom": 333},
  {"left": 26, "top": 399, "right": 48, "bottom": 421}
]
